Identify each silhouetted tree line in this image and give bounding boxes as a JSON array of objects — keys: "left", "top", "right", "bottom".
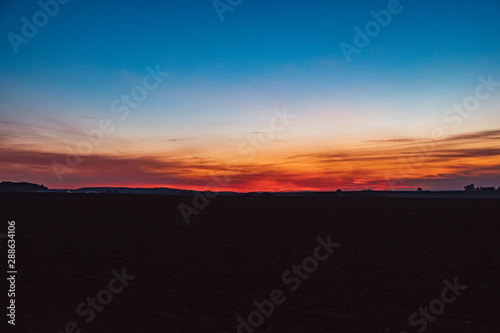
[
  {"left": 464, "top": 184, "right": 500, "bottom": 192},
  {"left": 0, "top": 181, "right": 48, "bottom": 192}
]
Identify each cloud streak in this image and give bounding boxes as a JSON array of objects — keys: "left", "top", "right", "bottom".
[{"left": 1, "top": 128, "right": 500, "bottom": 191}]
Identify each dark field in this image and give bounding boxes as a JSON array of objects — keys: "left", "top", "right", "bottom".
[{"left": 1, "top": 193, "right": 500, "bottom": 333}]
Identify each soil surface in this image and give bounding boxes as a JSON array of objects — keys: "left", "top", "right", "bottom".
[{"left": 1, "top": 193, "right": 499, "bottom": 332}]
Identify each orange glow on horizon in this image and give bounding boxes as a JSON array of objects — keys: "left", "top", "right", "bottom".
[{"left": 2, "top": 128, "right": 500, "bottom": 191}]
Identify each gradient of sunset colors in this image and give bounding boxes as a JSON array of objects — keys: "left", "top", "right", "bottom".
[{"left": 1, "top": 0, "right": 500, "bottom": 191}]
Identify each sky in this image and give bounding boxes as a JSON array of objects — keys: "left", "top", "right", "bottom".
[{"left": 1, "top": 0, "right": 500, "bottom": 191}]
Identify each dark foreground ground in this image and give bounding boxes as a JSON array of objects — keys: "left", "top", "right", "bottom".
[{"left": 1, "top": 193, "right": 499, "bottom": 333}]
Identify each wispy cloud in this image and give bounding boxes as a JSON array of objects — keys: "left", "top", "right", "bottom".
[{"left": 1, "top": 128, "right": 499, "bottom": 191}]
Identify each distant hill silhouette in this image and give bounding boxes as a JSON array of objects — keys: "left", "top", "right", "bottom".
[
  {"left": 73, "top": 187, "right": 197, "bottom": 195},
  {"left": 1, "top": 181, "right": 499, "bottom": 197},
  {"left": 0, "top": 181, "right": 48, "bottom": 192}
]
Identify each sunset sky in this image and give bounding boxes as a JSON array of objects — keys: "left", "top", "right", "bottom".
[{"left": 1, "top": 0, "right": 500, "bottom": 191}]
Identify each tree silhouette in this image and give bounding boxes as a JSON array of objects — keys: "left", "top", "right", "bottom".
[{"left": 464, "top": 184, "right": 475, "bottom": 192}]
